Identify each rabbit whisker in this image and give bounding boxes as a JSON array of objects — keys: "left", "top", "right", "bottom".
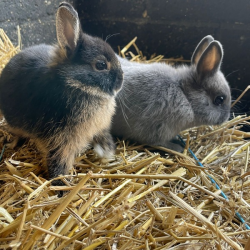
[
  {"left": 105, "top": 33, "right": 120, "bottom": 42},
  {"left": 225, "top": 69, "right": 239, "bottom": 79},
  {"left": 118, "top": 86, "right": 137, "bottom": 114},
  {"left": 117, "top": 95, "right": 130, "bottom": 128}
]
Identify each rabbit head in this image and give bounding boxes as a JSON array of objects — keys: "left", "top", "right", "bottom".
[
  {"left": 53, "top": 2, "right": 123, "bottom": 95},
  {"left": 182, "top": 35, "right": 231, "bottom": 127}
]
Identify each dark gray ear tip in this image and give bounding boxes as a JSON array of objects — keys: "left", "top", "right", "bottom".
[
  {"left": 58, "top": 2, "right": 78, "bottom": 16},
  {"left": 200, "top": 35, "right": 214, "bottom": 45},
  {"left": 211, "top": 40, "right": 222, "bottom": 47},
  {"left": 208, "top": 41, "right": 224, "bottom": 54},
  {"left": 59, "top": 2, "right": 73, "bottom": 9},
  {"left": 204, "top": 35, "right": 215, "bottom": 41}
]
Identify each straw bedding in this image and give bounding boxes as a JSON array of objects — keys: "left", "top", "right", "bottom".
[{"left": 0, "top": 32, "right": 250, "bottom": 250}]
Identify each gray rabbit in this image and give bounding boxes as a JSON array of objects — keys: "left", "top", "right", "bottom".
[
  {"left": 0, "top": 2, "right": 123, "bottom": 183},
  {"left": 112, "top": 35, "right": 231, "bottom": 151}
]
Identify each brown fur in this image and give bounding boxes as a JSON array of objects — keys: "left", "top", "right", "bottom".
[{"left": 48, "top": 45, "right": 68, "bottom": 67}]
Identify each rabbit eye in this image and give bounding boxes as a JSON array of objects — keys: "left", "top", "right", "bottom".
[
  {"left": 95, "top": 61, "right": 107, "bottom": 71},
  {"left": 214, "top": 96, "right": 225, "bottom": 106}
]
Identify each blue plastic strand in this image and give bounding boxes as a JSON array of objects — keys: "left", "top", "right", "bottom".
[
  {"left": 177, "top": 135, "right": 250, "bottom": 230},
  {"left": 0, "top": 144, "right": 5, "bottom": 162}
]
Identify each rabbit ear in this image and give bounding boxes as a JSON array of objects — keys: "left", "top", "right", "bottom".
[
  {"left": 191, "top": 35, "right": 214, "bottom": 65},
  {"left": 196, "top": 41, "right": 223, "bottom": 78},
  {"left": 56, "top": 2, "right": 80, "bottom": 51}
]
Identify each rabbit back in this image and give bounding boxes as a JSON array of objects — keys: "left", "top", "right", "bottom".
[
  {"left": 0, "top": 45, "right": 63, "bottom": 133},
  {"left": 113, "top": 61, "right": 194, "bottom": 146}
]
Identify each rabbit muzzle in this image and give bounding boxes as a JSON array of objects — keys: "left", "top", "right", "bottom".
[{"left": 113, "top": 69, "right": 123, "bottom": 94}]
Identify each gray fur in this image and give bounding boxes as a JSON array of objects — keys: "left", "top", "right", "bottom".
[{"left": 112, "top": 35, "right": 231, "bottom": 151}]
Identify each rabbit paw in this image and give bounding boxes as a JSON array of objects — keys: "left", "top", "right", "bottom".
[
  {"left": 163, "top": 140, "right": 184, "bottom": 153},
  {"left": 93, "top": 130, "right": 116, "bottom": 159}
]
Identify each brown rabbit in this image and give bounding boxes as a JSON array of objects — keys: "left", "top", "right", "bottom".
[{"left": 0, "top": 2, "right": 123, "bottom": 184}]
